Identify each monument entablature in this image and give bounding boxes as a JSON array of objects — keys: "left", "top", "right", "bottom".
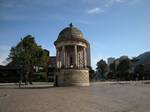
[{"left": 55, "top": 41, "right": 88, "bottom": 48}]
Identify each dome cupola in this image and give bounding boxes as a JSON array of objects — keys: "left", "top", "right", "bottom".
[{"left": 54, "top": 23, "right": 87, "bottom": 45}]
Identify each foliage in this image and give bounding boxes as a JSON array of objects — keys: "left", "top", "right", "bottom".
[
  {"left": 143, "top": 62, "right": 150, "bottom": 80},
  {"left": 109, "top": 62, "right": 116, "bottom": 72},
  {"left": 96, "top": 59, "right": 108, "bottom": 79},
  {"left": 116, "top": 58, "right": 132, "bottom": 80},
  {"left": 108, "top": 62, "right": 116, "bottom": 79},
  {"left": 87, "top": 66, "right": 95, "bottom": 81},
  {"left": 33, "top": 72, "right": 47, "bottom": 82},
  {"left": 8, "top": 35, "right": 49, "bottom": 84},
  {"left": 95, "top": 54, "right": 150, "bottom": 81},
  {"left": 134, "top": 64, "right": 144, "bottom": 80}
]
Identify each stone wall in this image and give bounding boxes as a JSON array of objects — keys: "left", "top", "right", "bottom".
[{"left": 55, "top": 69, "right": 89, "bottom": 86}]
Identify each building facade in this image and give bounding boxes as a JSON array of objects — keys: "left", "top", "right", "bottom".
[
  {"left": 54, "top": 23, "right": 91, "bottom": 86},
  {"left": 107, "top": 57, "right": 115, "bottom": 66}
]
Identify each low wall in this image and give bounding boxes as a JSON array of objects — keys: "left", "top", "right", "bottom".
[{"left": 55, "top": 69, "right": 89, "bottom": 86}]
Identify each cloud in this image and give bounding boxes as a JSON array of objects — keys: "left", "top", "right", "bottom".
[
  {"left": 0, "top": 45, "right": 10, "bottom": 65},
  {"left": 104, "top": 0, "right": 125, "bottom": 7},
  {"left": 0, "top": 55, "right": 9, "bottom": 65},
  {"left": 87, "top": 7, "right": 104, "bottom": 14}
]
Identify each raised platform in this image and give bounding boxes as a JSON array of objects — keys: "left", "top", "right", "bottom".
[{"left": 55, "top": 68, "right": 90, "bottom": 86}]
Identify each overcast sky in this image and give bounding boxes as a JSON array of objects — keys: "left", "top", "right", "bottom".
[{"left": 0, "top": 0, "right": 150, "bottom": 68}]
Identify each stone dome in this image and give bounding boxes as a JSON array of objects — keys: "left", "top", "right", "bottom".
[{"left": 54, "top": 24, "right": 88, "bottom": 45}]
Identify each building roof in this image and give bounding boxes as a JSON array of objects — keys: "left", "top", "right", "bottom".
[{"left": 54, "top": 23, "right": 88, "bottom": 45}]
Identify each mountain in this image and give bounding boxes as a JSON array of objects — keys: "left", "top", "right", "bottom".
[{"left": 136, "top": 51, "right": 150, "bottom": 64}]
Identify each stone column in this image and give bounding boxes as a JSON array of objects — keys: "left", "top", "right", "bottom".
[
  {"left": 66, "top": 48, "right": 68, "bottom": 68},
  {"left": 65, "top": 48, "right": 67, "bottom": 68},
  {"left": 56, "top": 49, "right": 59, "bottom": 68},
  {"left": 60, "top": 49, "right": 62, "bottom": 68},
  {"left": 62, "top": 46, "right": 65, "bottom": 67},
  {"left": 74, "top": 45, "right": 77, "bottom": 67},
  {"left": 76, "top": 47, "right": 78, "bottom": 68},
  {"left": 83, "top": 47, "right": 87, "bottom": 67},
  {"left": 59, "top": 50, "right": 61, "bottom": 68},
  {"left": 57, "top": 49, "right": 61, "bottom": 68},
  {"left": 87, "top": 44, "right": 91, "bottom": 67},
  {"left": 65, "top": 50, "right": 67, "bottom": 68}
]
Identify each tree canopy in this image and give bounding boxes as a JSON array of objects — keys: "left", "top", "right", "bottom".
[
  {"left": 116, "top": 58, "right": 132, "bottom": 80},
  {"left": 96, "top": 59, "right": 108, "bottom": 79},
  {"left": 8, "top": 35, "right": 49, "bottom": 84}
]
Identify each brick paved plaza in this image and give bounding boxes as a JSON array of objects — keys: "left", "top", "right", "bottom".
[{"left": 0, "top": 83, "right": 150, "bottom": 112}]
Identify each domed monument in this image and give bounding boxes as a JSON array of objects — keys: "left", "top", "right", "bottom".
[{"left": 54, "top": 23, "right": 91, "bottom": 86}]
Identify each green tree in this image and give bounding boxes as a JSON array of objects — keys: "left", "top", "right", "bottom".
[
  {"left": 117, "top": 58, "right": 132, "bottom": 80},
  {"left": 87, "top": 66, "right": 95, "bottom": 81},
  {"left": 134, "top": 64, "right": 144, "bottom": 80},
  {"left": 143, "top": 62, "right": 150, "bottom": 80},
  {"left": 108, "top": 62, "right": 116, "bottom": 79},
  {"left": 96, "top": 59, "right": 108, "bottom": 80},
  {"left": 8, "top": 35, "right": 49, "bottom": 84}
]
